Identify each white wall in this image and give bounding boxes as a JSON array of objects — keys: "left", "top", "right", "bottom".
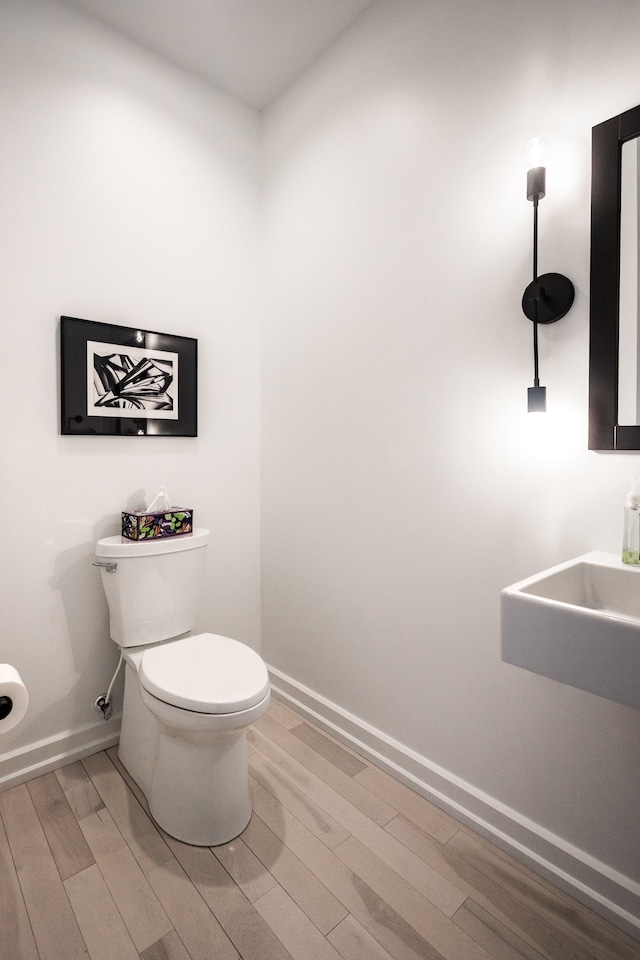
[
  {"left": 0, "top": 0, "right": 261, "bottom": 780},
  {"left": 262, "top": 0, "right": 640, "bottom": 933},
  {"left": 3, "top": 0, "right": 640, "bottom": 938}
]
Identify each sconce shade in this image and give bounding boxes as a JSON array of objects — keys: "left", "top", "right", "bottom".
[
  {"left": 528, "top": 384, "right": 547, "bottom": 412},
  {"left": 522, "top": 272, "right": 575, "bottom": 324},
  {"left": 527, "top": 166, "right": 546, "bottom": 202}
]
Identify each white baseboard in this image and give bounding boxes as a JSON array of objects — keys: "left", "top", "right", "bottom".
[
  {"left": 0, "top": 714, "right": 121, "bottom": 791},
  {"left": 267, "top": 665, "right": 640, "bottom": 941}
]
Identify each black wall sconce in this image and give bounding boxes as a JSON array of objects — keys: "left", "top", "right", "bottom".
[{"left": 522, "top": 139, "right": 574, "bottom": 411}]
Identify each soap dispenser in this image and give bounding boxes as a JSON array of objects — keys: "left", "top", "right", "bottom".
[{"left": 622, "top": 479, "right": 640, "bottom": 564}]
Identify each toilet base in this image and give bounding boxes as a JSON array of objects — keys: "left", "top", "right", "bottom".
[{"left": 148, "top": 725, "right": 253, "bottom": 846}]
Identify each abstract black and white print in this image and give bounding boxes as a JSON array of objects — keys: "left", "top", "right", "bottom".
[{"left": 86, "top": 340, "right": 179, "bottom": 420}]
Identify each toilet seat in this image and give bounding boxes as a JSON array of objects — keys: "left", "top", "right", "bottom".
[{"left": 139, "top": 632, "right": 269, "bottom": 714}]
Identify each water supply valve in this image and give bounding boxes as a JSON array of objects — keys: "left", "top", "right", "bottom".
[{"left": 93, "top": 695, "right": 113, "bottom": 721}]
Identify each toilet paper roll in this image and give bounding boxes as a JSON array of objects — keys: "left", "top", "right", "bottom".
[{"left": 0, "top": 664, "right": 29, "bottom": 734}]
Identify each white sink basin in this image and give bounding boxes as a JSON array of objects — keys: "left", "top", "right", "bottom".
[{"left": 501, "top": 552, "right": 640, "bottom": 709}]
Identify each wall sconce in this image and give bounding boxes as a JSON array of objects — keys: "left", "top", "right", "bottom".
[{"left": 522, "top": 138, "right": 574, "bottom": 411}]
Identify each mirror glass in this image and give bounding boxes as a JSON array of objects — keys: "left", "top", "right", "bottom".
[{"left": 619, "top": 137, "right": 640, "bottom": 424}]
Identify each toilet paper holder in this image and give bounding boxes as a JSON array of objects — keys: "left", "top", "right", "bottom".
[{"left": 0, "top": 664, "right": 29, "bottom": 734}]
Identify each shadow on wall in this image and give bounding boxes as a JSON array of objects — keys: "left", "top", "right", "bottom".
[{"left": 51, "top": 514, "right": 123, "bottom": 729}]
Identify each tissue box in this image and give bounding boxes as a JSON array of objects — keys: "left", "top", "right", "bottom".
[{"left": 121, "top": 508, "right": 193, "bottom": 541}]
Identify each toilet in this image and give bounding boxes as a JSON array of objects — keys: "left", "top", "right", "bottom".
[{"left": 94, "top": 528, "right": 270, "bottom": 846}]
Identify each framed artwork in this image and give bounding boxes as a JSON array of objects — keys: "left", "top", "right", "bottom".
[{"left": 60, "top": 316, "right": 197, "bottom": 436}]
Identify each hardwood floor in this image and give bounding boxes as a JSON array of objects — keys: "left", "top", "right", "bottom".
[{"left": 1, "top": 696, "right": 639, "bottom": 960}]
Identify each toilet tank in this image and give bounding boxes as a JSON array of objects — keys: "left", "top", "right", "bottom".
[{"left": 95, "top": 528, "right": 209, "bottom": 647}]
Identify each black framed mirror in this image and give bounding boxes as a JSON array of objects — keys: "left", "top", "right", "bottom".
[{"left": 589, "top": 103, "right": 640, "bottom": 449}]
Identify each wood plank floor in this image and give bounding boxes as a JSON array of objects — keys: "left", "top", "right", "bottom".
[{"left": 1, "top": 696, "right": 639, "bottom": 960}]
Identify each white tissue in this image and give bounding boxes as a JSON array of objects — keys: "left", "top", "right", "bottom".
[
  {"left": 146, "top": 485, "right": 172, "bottom": 513},
  {"left": 0, "top": 664, "right": 29, "bottom": 734}
]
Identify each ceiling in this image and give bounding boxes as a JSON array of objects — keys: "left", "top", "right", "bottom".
[{"left": 64, "top": 0, "right": 374, "bottom": 109}]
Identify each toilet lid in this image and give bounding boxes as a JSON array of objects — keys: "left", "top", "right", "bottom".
[{"left": 139, "top": 633, "right": 270, "bottom": 714}]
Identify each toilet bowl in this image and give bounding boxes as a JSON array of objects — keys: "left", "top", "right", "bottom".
[
  {"left": 95, "top": 529, "right": 270, "bottom": 845},
  {"left": 125, "top": 632, "right": 269, "bottom": 845}
]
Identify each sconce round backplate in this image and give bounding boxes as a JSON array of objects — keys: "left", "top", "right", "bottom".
[{"left": 522, "top": 272, "right": 575, "bottom": 324}]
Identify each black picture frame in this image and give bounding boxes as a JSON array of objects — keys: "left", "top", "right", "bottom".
[{"left": 60, "top": 316, "right": 197, "bottom": 436}]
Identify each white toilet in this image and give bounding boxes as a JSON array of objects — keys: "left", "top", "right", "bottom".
[{"left": 94, "top": 528, "right": 270, "bottom": 846}]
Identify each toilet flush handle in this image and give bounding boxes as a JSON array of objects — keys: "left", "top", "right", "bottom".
[{"left": 92, "top": 560, "right": 117, "bottom": 574}]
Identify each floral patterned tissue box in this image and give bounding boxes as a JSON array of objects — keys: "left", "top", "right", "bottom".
[{"left": 121, "top": 509, "right": 193, "bottom": 541}]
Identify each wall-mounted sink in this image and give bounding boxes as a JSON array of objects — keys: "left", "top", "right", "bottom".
[{"left": 501, "top": 552, "right": 640, "bottom": 709}]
